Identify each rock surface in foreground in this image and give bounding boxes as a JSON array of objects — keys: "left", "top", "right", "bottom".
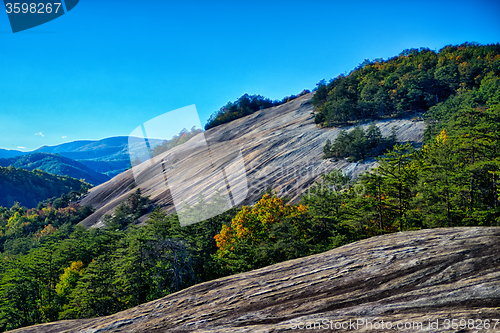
[{"left": 15, "top": 227, "right": 500, "bottom": 332}]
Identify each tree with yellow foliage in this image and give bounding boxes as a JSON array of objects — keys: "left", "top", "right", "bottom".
[
  {"left": 55, "top": 261, "right": 84, "bottom": 302},
  {"left": 214, "top": 194, "right": 308, "bottom": 274}
]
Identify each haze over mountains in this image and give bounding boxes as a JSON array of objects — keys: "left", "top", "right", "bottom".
[
  {"left": 0, "top": 148, "right": 26, "bottom": 159},
  {"left": 0, "top": 136, "right": 165, "bottom": 184},
  {"left": 0, "top": 137, "right": 168, "bottom": 207},
  {"left": 34, "top": 137, "right": 160, "bottom": 177},
  {"left": 3, "top": 137, "right": 139, "bottom": 178}
]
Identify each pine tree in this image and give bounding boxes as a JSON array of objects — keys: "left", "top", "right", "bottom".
[{"left": 376, "top": 143, "right": 417, "bottom": 231}]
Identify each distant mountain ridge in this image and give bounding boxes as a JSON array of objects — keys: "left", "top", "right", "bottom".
[
  {"left": 0, "top": 152, "right": 110, "bottom": 186},
  {"left": 34, "top": 136, "right": 135, "bottom": 178},
  {"left": 1, "top": 136, "right": 164, "bottom": 180},
  {"left": 0, "top": 148, "right": 27, "bottom": 159}
]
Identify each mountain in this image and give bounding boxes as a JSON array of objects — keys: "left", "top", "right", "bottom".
[
  {"left": 34, "top": 136, "right": 164, "bottom": 178},
  {"left": 0, "top": 152, "right": 110, "bottom": 186},
  {"left": 0, "top": 148, "right": 26, "bottom": 159},
  {"left": 35, "top": 136, "right": 131, "bottom": 160},
  {"left": 0, "top": 166, "right": 87, "bottom": 208},
  {"left": 34, "top": 136, "right": 135, "bottom": 178},
  {"left": 14, "top": 227, "right": 500, "bottom": 332},
  {"left": 78, "top": 93, "right": 425, "bottom": 228}
]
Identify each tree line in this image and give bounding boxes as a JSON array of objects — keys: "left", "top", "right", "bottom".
[
  {"left": 312, "top": 43, "right": 500, "bottom": 126},
  {"left": 204, "top": 90, "right": 310, "bottom": 130}
]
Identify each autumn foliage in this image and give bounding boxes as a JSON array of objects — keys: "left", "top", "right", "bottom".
[{"left": 214, "top": 194, "right": 307, "bottom": 273}]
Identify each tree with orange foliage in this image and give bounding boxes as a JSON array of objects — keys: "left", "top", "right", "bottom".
[{"left": 214, "top": 194, "right": 308, "bottom": 274}]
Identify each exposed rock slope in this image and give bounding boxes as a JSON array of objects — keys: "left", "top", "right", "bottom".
[
  {"left": 15, "top": 227, "right": 500, "bottom": 332},
  {"left": 79, "top": 93, "right": 425, "bottom": 228}
]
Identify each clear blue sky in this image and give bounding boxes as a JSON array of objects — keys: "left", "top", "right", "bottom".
[{"left": 0, "top": 0, "right": 499, "bottom": 151}]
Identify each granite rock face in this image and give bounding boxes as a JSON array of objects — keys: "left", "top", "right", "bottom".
[
  {"left": 79, "top": 93, "right": 425, "bottom": 228},
  {"left": 14, "top": 227, "right": 500, "bottom": 332}
]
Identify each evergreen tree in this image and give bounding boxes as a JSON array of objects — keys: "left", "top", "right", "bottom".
[{"left": 376, "top": 143, "right": 417, "bottom": 231}]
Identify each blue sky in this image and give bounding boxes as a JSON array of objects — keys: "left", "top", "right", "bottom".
[{"left": 0, "top": 0, "right": 499, "bottom": 151}]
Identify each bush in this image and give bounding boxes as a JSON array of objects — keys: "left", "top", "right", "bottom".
[{"left": 323, "top": 123, "right": 397, "bottom": 161}]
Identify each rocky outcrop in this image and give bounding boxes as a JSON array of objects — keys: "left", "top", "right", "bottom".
[
  {"left": 14, "top": 227, "right": 500, "bottom": 332},
  {"left": 79, "top": 93, "right": 425, "bottom": 228}
]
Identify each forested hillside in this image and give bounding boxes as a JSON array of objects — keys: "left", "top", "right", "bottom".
[
  {"left": 0, "top": 43, "right": 498, "bottom": 332},
  {"left": 313, "top": 43, "right": 500, "bottom": 126},
  {"left": 0, "top": 166, "right": 90, "bottom": 209},
  {"left": 0, "top": 153, "right": 110, "bottom": 186}
]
